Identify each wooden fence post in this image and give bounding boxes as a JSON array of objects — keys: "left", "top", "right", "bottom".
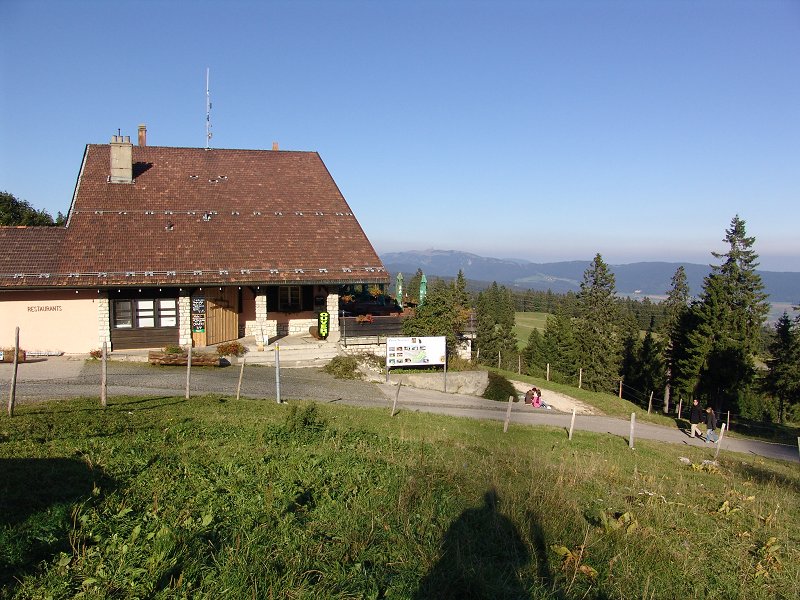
[
  {"left": 619, "top": 379, "right": 623, "bottom": 398},
  {"left": 236, "top": 356, "right": 246, "bottom": 401},
  {"left": 647, "top": 391, "right": 653, "bottom": 414},
  {"left": 713, "top": 423, "right": 727, "bottom": 460},
  {"left": 569, "top": 407, "right": 576, "bottom": 441},
  {"left": 546, "top": 363, "right": 550, "bottom": 382},
  {"left": 185, "top": 342, "right": 192, "bottom": 400},
  {"left": 7, "top": 327, "right": 20, "bottom": 417},
  {"left": 275, "top": 344, "right": 282, "bottom": 404},
  {"left": 391, "top": 383, "right": 402, "bottom": 417},
  {"left": 578, "top": 368, "right": 582, "bottom": 389},
  {"left": 678, "top": 398, "right": 683, "bottom": 420},
  {"left": 503, "top": 395, "right": 513, "bottom": 433},
  {"left": 101, "top": 341, "right": 108, "bottom": 408},
  {"left": 629, "top": 412, "right": 636, "bottom": 450}
]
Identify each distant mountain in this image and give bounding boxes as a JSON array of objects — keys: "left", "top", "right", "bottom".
[{"left": 380, "top": 249, "right": 800, "bottom": 303}]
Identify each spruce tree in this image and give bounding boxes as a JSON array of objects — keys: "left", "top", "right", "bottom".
[
  {"left": 680, "top": 216, "right": 770, "bottom": 412},
  {"left": 541, "top": 305, "right": 578, "bottom": 381},
  {"left": 661, "top": 266, "right": 690, "bottom": 411},
  {"left": 574, "top": 254, "right": 623, "bottom": 392},
  {"left": 764, "top": 312, "right": 800, "bottom": 423}
]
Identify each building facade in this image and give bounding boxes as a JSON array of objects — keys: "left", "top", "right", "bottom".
[{"left": 0, "top": 129, "right": 388, "bottom": 353}]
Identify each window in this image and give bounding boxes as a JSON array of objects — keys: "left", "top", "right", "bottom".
[
  {"left": 114, "top": 300, "right": 133, "bottom": 328},
  {"left": 112, "top": 298, "right": 179, "bottom": 329},
  {"left": 278, "top": 286, "right": 301, "bottom": 312},
  {"left": 137, "top": 300, "right": 155, "bottom": 327},
  {"left": 159, "top": 299, "right": 177, "bottom": 326}
]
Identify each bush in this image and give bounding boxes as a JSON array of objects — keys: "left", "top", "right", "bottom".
[
  {"left": 446, "top": 356, "right": 476, "bottom": 372},
  {"left": 163, "top": 344, "right": 185, "bottom": 355},
  {"left": 482, "top": 371, "right": 518, "bottom": 402},
  {"left": 88, "top": 349, "right": 102, "bottom": 360},
  {"left": 216, "top": 341, "right": 248, "bottom": 357},
  {"left": 323, "top": 355, "right": 363, "bottom": 380}
]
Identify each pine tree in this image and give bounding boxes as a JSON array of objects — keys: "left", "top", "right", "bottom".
[
  {"left": 680, "top": 216, "right": 770, "bottom": 412},
  {"left": 661, "top": 266, "right": 690, "bottom": 411},
  {"left": 574, "top": 254, "right": 623, "bottom": 392},
  {"left": 402, "top": 278, "right": 458, "bottom": 352},
  {"left": 475, "top": 282, "right": 518, "bottom": 368},
  {"left": 407, "top": 269, "right": 424, "bottom": 305},
  {"left": 541, "top": 305, "right": 578, "bottom": 380},
  {"left": 764, "top": 313, "right": 800, "bottom": 423}
]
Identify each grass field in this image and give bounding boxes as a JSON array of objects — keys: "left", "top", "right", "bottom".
[
  {"left": 1, "top": 394, "right": 798, "bottom": 599},
  {"left": 513, "top": 312, "right": 550, "bottom": 349}
]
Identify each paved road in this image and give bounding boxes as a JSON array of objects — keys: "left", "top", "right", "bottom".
[{"left": 3, "top": 357, "right": 798, "bottom": 464}]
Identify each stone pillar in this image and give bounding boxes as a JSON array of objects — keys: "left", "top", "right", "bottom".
[
  {"left": 178, "top": 292, "right": 192, "bottom": 346},
  {"left": 327, "top": 293, "right": 339, "bottom": 332},
  {"left": 255, "top": 293, "right": 269, "bottom": 348},
  {"left": 97, "top": 292, "right": 111, "bottom": 349}
]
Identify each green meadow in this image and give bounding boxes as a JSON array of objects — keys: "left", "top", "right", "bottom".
[
  {"left": 513, "top": 312, "right": 550, "bottom": 349},
  {"left": 1, "top": 395, "right": 798, "bottom": 599}
]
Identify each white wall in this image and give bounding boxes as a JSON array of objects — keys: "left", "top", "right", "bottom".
[{"left": 0, "top": 290, "right": 100, "bottom": 354}]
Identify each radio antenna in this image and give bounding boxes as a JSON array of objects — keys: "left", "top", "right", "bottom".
[{"left": 205, "top": 67, "right": 212, "bottom": 149}]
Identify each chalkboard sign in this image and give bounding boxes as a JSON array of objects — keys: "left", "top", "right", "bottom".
[
  {"left": 192, "top": 295, "right": 206, "bottom": 332},
  {"left": 192, "top": 296, "right": 206, "bottom": 314}
]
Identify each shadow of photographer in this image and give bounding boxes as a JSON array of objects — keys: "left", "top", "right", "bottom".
[{"left": 413, "top": 488, "right": 531, "bottom": 599}]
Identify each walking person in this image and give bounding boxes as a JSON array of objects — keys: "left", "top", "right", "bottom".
[
  {"left": 705, "top": 407, "right": 719, "bottom": 443},
  {"left": 689, "top": 398, "right": 703, "bottom": 439}
]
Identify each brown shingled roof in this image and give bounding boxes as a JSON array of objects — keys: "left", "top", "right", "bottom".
[
  {"left": 0, "top": 226, "right": 66, "bottom": 280},
  {"left": 2, "top": 144, "right": 387, "bottom": 288}
]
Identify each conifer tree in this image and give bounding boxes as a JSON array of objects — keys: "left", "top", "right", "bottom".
[
  {"left": 574, "top": 254, "right": 623, "bottom": 392},
  {"left": 540, "top": 305, "right": 578, "bottom": 381},
  {"left": 764, "top": 312, "right": 800, "bottom": 423},
  {"left": 661, "top": 266, "right": 690, "bottom": 411},
  {"left": 475, "top": 282, "right": 517, "bottom": 368},
  {"left": 678, "top": 216, "right": 769, "bottom": 412}
]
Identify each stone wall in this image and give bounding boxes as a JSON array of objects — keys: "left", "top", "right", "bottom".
[{"left": 389, "top": 370, "right": 489, "bottom": 395}]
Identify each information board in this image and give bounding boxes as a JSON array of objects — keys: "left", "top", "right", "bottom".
[{"left": 386, "top": 336, "right": 446, "bottom": 367}]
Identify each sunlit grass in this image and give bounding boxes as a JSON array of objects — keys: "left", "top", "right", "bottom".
[{"left": 1, "top": 395, "right": 798, "bottom": 599}]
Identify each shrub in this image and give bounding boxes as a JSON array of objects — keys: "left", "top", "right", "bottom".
[
  {"left": 216, "top": 341, "right": 248, "bottom": 357},
  {"left": 323, "top": 355, "right": 363, "bottom": 380},
  {"left": 163, "top": 344, "right": 185, "bottom": 355},
  {"left": 446, "top": 355, "right": 476, "bottom": 372},
  {"left": 482, "top": 371, "right": 517, "bottom": 402},
  {"left": 88, "top": 349, "right": 102, "bottom": 360}
]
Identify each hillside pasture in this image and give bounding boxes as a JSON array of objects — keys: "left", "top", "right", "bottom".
[
  {"left": 513, "top": 311, "right": 550, "bottom": 349},
  {"left": 1, "top": 395, "right": 797, "bottom": 599}
]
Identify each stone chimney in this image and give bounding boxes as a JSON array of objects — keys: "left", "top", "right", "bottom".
[
  {"left": 109, "top": 135, "right": 133, "bottom": 183},
  {"left": 272, "top": 141, "right": 279, "bottom": 151},
  {"left": 138, "top": 124, "right": 147, "bottom": 147}
]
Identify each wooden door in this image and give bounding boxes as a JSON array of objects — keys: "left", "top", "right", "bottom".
[{"left": 205, "top": 287, "right": 239, "bottom": 345}]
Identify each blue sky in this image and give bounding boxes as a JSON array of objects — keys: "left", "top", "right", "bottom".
[{"left": 2, "top": 0, "right": 798, "bottom": 271}]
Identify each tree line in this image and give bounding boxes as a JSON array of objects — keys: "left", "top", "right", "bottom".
[
  {"left": 402, "top": 216, "right": 799, "bottom": 423},
  {"left": 1, "top": 191, "right": 65, "bottom": 226}
]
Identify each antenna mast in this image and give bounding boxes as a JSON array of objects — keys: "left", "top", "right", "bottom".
[{"left": 205, "top": 68, "right": 212, "bottom": 149}]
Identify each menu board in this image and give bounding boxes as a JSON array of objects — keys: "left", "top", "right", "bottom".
[
  {"left": 386, "top": 336, "right": 446, "bottom": 367},
  {"left": 192, "top": 295, "right": 206, "bottom": 333}
]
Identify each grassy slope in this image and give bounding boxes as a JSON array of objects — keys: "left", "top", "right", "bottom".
[
  {"left": 1, "top": 395, "right": 798, "bottom": 599},
  {"left": 513, "top": 312, "right": 550, "bottom": 349}
]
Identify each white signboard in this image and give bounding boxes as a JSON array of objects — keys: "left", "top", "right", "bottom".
[{"left": 386, "top": 336, "right": 446, "bottom": 367}]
